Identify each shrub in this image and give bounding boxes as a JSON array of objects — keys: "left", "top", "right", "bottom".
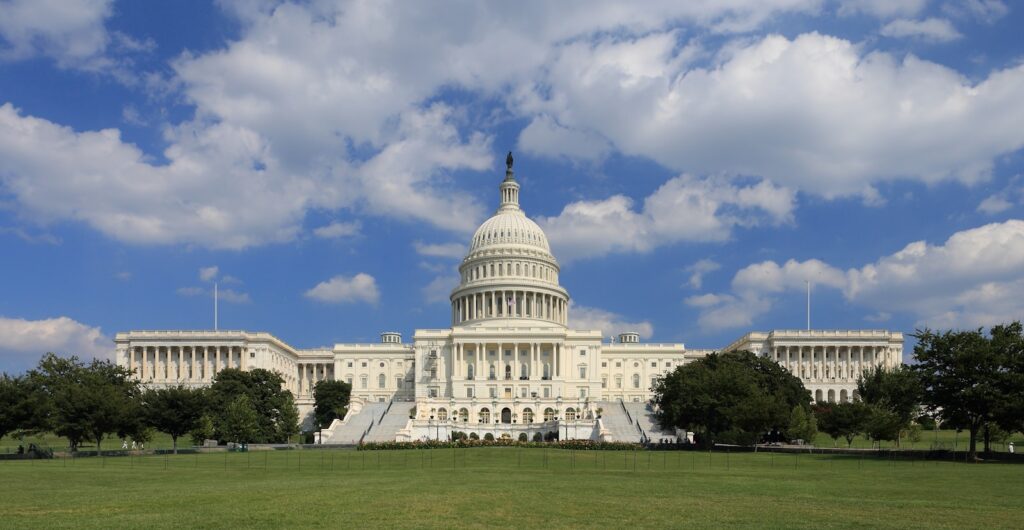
[
  {"left": 544, "top": 431, "right": 558, "bottom": 442},
  {"left": 469, "top": 432, "right": 480, "bottom": 440},
  {"left": 518, "top": 433, "right": 528, "bottom": 442},
  {"left": 532, "top": 432, "right": 543, "bottom": 442},
  {"left": 484, "top": 433, "right": 495, "bottom": 441}
]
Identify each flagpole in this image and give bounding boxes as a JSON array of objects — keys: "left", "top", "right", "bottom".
[
  {"left": 805, "top": 280, "right": 810, "bottom": 331},
  {"left": 214, "top": 282, "right": 219, "bottom": 331}
]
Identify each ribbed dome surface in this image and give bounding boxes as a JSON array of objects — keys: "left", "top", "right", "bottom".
[{"left": 469, "top": 210, "right": 551, "bottom": 254}]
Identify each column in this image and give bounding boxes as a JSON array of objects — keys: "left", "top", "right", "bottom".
[
  {"left": 202, "top": 347, "right": 208, "bottom": 381},
  {"left": 241, "top": 347, "right": 247, "bottom": 371},
  {"left": 128, "top": 347, "right": 136, "bottom": 377},
  {"left": 555, "top": 344, "right": 560, "bottom": 377}
]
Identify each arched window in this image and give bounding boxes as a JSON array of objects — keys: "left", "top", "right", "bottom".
[
  {"left": 459, "top": 408, "right": 469, "bottom": 422},
  {"left": 565, "top": 408, "right": 577, "bottom": 421},
  {"left": 615, "top": 376, "right": 622, "bottom": 388},
  {"left": 543, "top": 408, "right": 555, "bottom": 422},
  {"left": 632, "top": 374, "right": 640, "bottom": 388},
  {"left": 467, "top": 364, "right": 475, "bottom": 380},
  {"left": 479, "top": 408, "right": 491, "bottom": 423},
  {"left": 520, "top": 363, "right": 528, "bottom": 379},
  {"left": 522, "top": 408, "right": 534, "bottom": 424},
  {"left": 814, "top": 389, "right": 823, "bottom": 402},
  {"left": 489, "top": 364, "right": 496, "bottom": 380},
  {"left": 437, "top": 408, "right": 448, "bottom": 421}
]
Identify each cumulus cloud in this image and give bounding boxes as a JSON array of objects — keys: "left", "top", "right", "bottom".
[
  {"left": 314, "top": 221, "right": 361, "bottom": 239},
  {"left": 0, "top": 0, "right": 113, "bottom": 66},
  {"left": 414, "top": 241, "right": 467, "bottom": 259},
  {"left": 522, "top": 32, "right": 1024, "bottom": 201},
  {"left": 539, "top": 175, "right": 794, "bottom": 262},
  {"left": 685, "top": 259, "right": 721, "bottom": 289},
  {"left": 0, "top": 316, "right": 111, "bottom": 371},
  {"left": 422, "top": 274, "right": 458, "bottom": 304},
  {"left": 199, "top": 266, "right": 219, "bottom": 282},
  {"left": 838, "top": 0, "right": 928, "bottom": 18},
  {"left": 880, "top": 18, "right": 962, "bottom": 42},
  {"left": 305, "top": 273, "right": 380, "bottom": 305},
  {"left": 568, "top": 304, "right": 654, "bottom": 339},
  {"left": 689, "top": 219, "right": 1024, "bottom": 330}
]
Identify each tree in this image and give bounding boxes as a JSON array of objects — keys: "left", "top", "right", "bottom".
[
  {"left": 787, "top": 405, "right": 818, "bottom": 444},
  {"left": 207, "top": 368, "right": 295, "bottom": 443},
  {"left": 313, "top": 380, "right": 351, "bottom": 430},
  {"left": 816, "top": 401, "right": 870, "bottom": 447},
  {"left": 28, "top": 354, "right": 140, "bottom": 454},
  {"left": 143, "top": 386, "right": 207, "bottom": 454},
  {"left": 190, "top": 415, "right": 215, "bottom": 446},
  {"left": 914, "top": 324, "right": 1024, "bottom": 460},
  {"left": 276, "top": 392, "right": 300, "bottom": 444},
  {"left": 653, "top": 350, "right": 811, "bottom": 447},
  {"left": 856, "top": 365, "right": 921, "bottom": 447},
  {"left": 0, "top": 374, "right": 36, "bottom": 442},
  {"left": 219, "top": 394, "right": 261, "bottom": 444}
]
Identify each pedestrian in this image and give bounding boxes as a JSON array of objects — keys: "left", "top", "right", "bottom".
[
  {"left": 122, "top": 439, "right": 128, "bottom": 450},
  {"left": 1010, "top": 442, "right": 1015, "bottom": 454}
]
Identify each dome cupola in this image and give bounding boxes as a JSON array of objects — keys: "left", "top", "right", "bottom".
[{"left": 449, "top": 152, "right": 569, "bottom": 327}]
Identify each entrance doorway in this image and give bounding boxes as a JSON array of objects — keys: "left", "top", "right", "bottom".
[{"left": 501, "top": 407, "right": 512, "bottom": 424}]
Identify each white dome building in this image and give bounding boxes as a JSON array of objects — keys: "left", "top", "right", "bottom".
[
  {"left": 115, "top": 152, "right": 905, "bottom": 444},
  {"left": 451, "top": 157, "right": 569, "bottom": 327}
]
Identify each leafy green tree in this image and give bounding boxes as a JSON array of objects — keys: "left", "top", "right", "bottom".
[
  {"left": 856, "top": 365, "right": 921, "bottom": 447},
  {"left": 276, "top": 392, "right": 300, "bottom": 444},
  {"left": 653, "top": 350, "right": 811, "bottom": 447},
  {"left": 190, "top": 414, "right": 215, "bottom": 446},
  {"left": 28, "top": 354, "right": 140, "bottom": 454},
  {"left": 219, "top": 394, "right": 261, "bottom": 443},
  {"left": 863, "top": 406, "right": 902, "bottom": 447},
  {"left": 313, "top": 380, "right": 351, "bottom": 430},
  {"left": 989, "top": 323, "right": 1024, "bottom": 444},
  {"left": 913, "top": 327, "right": 1006, "bottom": 460},
  {"left": 207, "top": 368, "right": 294, "bottom": 443},
  {"left": 815, "top": 401, "right": 870, "bottom": 447},
  {"left": 0, "top": 374, "right": 37, "bottom": 442},
  {"left": 787, "top": 405, "right": 818, "bottom": 443},
  {"left": 143, "top": 386, "right": 207, "bottom": 453}
]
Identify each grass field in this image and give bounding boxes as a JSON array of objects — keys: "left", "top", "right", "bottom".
[{"left": 2, "top": 447, "right": 1022, "bottom": 528}]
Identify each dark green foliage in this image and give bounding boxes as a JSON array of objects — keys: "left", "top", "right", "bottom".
[
  {"left": 142, "top": 386, "right": 206, "bottom": 453},
  {"left": 483, "top": 433, "right": 495, "bottom": 441},
  {"left": 207, "top": 368, "right": 297, "bottom": 443},
  {"left": 815, "top": 402, "right": 871, "bottom": 447},
  {"left": 469, "top": 432, "right": 480, "bottom": 440},
  {"left": 26, "top": 354, "right": 141, "bottom": 454},
  {"left": 190, "top": 415, "right": 215, "bottom": 446},
  {"left": 653, "top": 350, "right": 811, "bottom": 447},
  {"left": 313, "top": 380, "right": 351, "bottom": 430},
  {"left": 532, "top": 432, "right": 542, "bottom": 442},
  {"left": 219, "top": 394, "right": 261, "bottom": 443},
  {"left": 518, "top": 433, "right": 528, "bottom": 442},
  {"left": 914, "top": 323, "right": 1024, "bottom": 459},
  {"left": 0, "top": 374, "right": 39, "bottom": 441},
  {"left": 787, "top": 405, "right": 818, "bottom": 443}
]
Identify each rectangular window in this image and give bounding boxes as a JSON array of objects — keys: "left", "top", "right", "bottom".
[
  {"left": 601, "top": 377, "right": 607, "bottom": 388},
  {"left": 543, "top": 387, "right": 550, "bottom": 398},
  {"left": 521, "top": 387, "right": 528, "bottom": 397},
  {"left": 504, "top": 349, "right": 511, "bottom": 357},
  {"left": 579, "top": 367, "right": 586, "bottom": 378},
  {"left": 428, "top": 387, "right": 438, "bottom": 398},
  {"left": 665, "top": 362, "right": 671, "bottom": 367},
  {"left": 467, "top": 387, "right": 474, "bottom": 398},
  {"left": 347, "top": 362, "right": 353, "bottom": 368},
  {"left": 651, "top": 361, "right": 657, "bottom": 367},
  {"left": 489, "top": 387, "right": 497, "bottom": 398},
  {"left": 579, "top": 388, "right": 587, "bottom": 398},
  {"left": 615, "top": 362, "right": 621, "bottom": 368},
  {"left": 361, "top": 362, "right": 367, "bottom": 368},
  {"left": 579, "top": 350, "right": 586, "bottom": 356},
  {"left": 601, "top": 362, "right": 607, "bottom": 367}
]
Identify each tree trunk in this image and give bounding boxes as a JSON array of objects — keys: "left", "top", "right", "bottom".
[
  {"left": 172, "top": 435, "right": 178, "bottom": 455},
  {"left": 96, "top": 436, "right": 102, "bottom": 458},
  {"left": 983, "top": 424, "right": 991, "bottom": 455},
  {"left": 968, "top": 424, "right": 978, "bottom": 462}
]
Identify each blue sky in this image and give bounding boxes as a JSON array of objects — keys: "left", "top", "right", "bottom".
[{"left": 2, "top": 0, "right": 1024, "bottom": 373}]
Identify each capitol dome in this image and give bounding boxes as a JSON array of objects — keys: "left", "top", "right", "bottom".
[{"left": 449, "top": 153, "right": 569, "bottom": 327}]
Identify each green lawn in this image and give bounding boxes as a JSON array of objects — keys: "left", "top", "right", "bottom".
[
  {"left": 812, "top": 429, "right": 1024, "bottom": 451},
  {"left": 2, "top": 447, "right": 1022, "bottom": 528}
]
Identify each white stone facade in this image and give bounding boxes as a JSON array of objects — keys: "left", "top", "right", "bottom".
[{"left": 115, "top": 158, "right": 903, "bottom": 441}]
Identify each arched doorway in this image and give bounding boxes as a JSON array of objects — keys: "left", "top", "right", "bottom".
[{"left": 501, "top": 407, "right": 512, "bottom": 424}]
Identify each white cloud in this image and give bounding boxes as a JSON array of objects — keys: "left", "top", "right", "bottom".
[
  {"left": 539, "top": 175, "right": 794, "bottom": 262},
  {"left": 176, "top": 287, "right": 205, "bottom": 297},
  {"left": 690, "top": 219, "right": 1024, "bottom": 330},
  {"left": 880, "top": 18, "right": 962, "bottom": 42},
  {"left": 942, "top": 0, "right": 1009, "bottom": 23},
  {"left": 218, "top": 288, "right": 251, "bottom": 304},
  {"left": 568, "top": 304, "right": 653, "bottom": 340},
  {"left": 314, "top": 221, "right": 360, "bottom": 239},
  {"left": 0, "top": 316, "right": 111, "bottom": 370},
  {"left": 0, "top": 0, "right": 113, "bottom": 66},
  {"left": 199, "top": 266, "right": 219, "bottom": 282},
  {"left": 838, "top": 0, "right": 928, "bottom": 18},
  {"left": 414, "top": 241, "right": 467, "bottom": 259},
  {"left": 685, "top": 259, "right": 721, "bottom": 289},
  {"left": 305, "top": 273, "right": 380, "bottom": 305},
  {"left": 518, "top": 114, "right": 610, "bottom": 163},
  {"left": 522, "top": 32, "right": 1024, "bottom": 201},
  {"left": 422, "top": 274, "right": 458, "bottom": 304},
  {"left": 977, "top": 194, "right": 1013, "bottom": 214}
]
